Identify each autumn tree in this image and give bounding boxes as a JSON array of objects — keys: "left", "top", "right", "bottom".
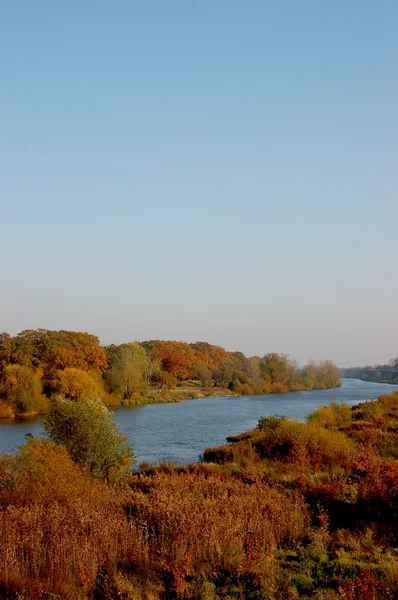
[
  {"left": 190, "top": 342, "right": 231, "bottom": 372},
  {"left": 302, "top": 360, "right": 341, "bottom": 390},
  {"left": 316, "top": 360, "right": 341, "bottom": 389},
  {"left": 142, "top": 351, "right": 160, "bottom": 386},
  {"left": 301, "top": 361, "right": 317, "bottom": 390},
  {"left": 0, "top": 364, "right": 44, "bottom": 414},
  {"left": 246, "top": 356, "right": 263, "bottom": 393},
  {"left": 147, "top": 341, "right": 196, "bottom": 380},
  {"left": 196, "top": 363, "right": 213, "bottom": 386},
  {"left": 0, "top": 333, "right": 14, "bottom": 372},
  {"left": 12, "top": 329, "right": 108, "bottom": 374},
  {"left": 54, "top": 368, "right": 99, "bottom": 401}
]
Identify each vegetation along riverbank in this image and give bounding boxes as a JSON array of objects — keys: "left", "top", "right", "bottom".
[
  {"left": 0, "top": 329, "right": 341, "bottom": 419},
  {"left": 1, "top": 390, "right": 398, "bottom": 598}
]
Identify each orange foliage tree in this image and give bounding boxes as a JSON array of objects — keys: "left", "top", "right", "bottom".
[
  {"left": 11, "top": 329, "right": 108, "bottom": 374},
  {"left": 148, "top": 341, "right": 196, "bottom": 380}
]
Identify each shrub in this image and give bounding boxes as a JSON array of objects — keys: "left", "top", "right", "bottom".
[
  {"left": 0, "top": 439, "right": 126, "bottom": 599},
  {"left": 308, "top": 402, "right": 352, "bottom": 429},
  {"left": 44, "top": 396, "right": 135, "bottom": 483},
  {"left": 202, "top": 445, "right": 236, "bottom": 464},
  {"left": 355, "top": 400, "right": 384, "bottom": 423},
  {"left": 258, "top": 415, "right": 288, "bottom": 431},
  {"left": 240, "top": 383, "right": 255, "bottom": 395},
  {"left": 0, "top": 438, "right": 106, "bottom": 507},
  {"left": 253, "top": 418, "right": 355, "bottom": 470},
  {"left": 270, "top": 382, "right": 289, "bottom": 394}
]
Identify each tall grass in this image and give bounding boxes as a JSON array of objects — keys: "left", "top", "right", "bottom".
[{"left": 2, "top": 394, "right": 398, "bottom": 598}]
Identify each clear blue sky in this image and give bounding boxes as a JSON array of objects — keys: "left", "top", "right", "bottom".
[{"left": 2, "top": 1, "right": 397, "bottom": 365}]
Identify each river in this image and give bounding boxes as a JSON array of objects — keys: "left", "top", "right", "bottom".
[{"left": 1, "top": 378, "right": 397, "bottom": 465}]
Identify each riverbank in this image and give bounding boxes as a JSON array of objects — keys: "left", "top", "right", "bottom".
[
  {"left": 0, "top": 329, "right": 342, "bottom": 420},
  {"left": 3, "top": 379, "right": 397, "bottom": 463},
  {"left": 0, "top": 379, "right": 343, "bottom": 421},
  {"left": 0, "top": 382, "right": 238, "bottom": 420},
  {"left": 1, "top": 390, "right": 398, "bottom": 599}
]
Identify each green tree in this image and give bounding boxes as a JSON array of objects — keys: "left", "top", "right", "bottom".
[
  {"left": 105, "top": 342, "right": 148, "bottom": 399},
  {"left": 260, "top": 353, "right": 295, "bottom": 385},
  {"left": 152, "top": 370, "right": 177, "bottom": 392},
  {"left": 44, "top": 396, "right": 134, "bottom": 483}
]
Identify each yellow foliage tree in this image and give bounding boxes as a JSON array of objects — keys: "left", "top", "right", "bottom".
[
  {"left": 55, "top": 368, "right": 99, "bottom": 400},
  {"left": 1, "top": 364, "right": 43, "bottom": 414}
]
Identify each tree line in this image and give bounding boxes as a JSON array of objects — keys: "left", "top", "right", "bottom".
[
  {"left": 342, "top": 357, "right": 398, "bottom": 384},
  {"left": 0, "top": 329, "right": 341, "bottom": 417}
]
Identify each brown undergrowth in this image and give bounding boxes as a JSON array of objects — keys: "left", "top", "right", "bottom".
[{"left": 2, "top": 394, "right": 398, "bottom": 599}]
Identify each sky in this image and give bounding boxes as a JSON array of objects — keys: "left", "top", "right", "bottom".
[{"left": 2, "top": 1, "right": 398, "bottom": 365}]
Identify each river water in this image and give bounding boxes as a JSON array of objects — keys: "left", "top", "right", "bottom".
[{"left": 1, "top": 379, "right": 397, "bottom": 465}]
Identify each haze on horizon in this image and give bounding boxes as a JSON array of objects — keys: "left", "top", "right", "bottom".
[{"left": 2, "top": 1, "right": 397, "bottom": 367}]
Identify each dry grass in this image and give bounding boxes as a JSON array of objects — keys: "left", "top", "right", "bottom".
[{"left": 2, "top": 394, "right": 398, "bottom": 598}]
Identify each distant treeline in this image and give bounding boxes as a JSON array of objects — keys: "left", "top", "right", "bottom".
[
  {"left": 0, "top": 329, "right": 341, "bottom": 417},
  {"left": 342, "top": 358, "right": 398, "bottom": 384}
]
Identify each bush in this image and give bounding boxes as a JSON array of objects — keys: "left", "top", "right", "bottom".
[
  {"left": 202, "top": 445, "right": 236, "bottom": 464},
  {"left": 270, "top": 382, "right": 289, "bottom": 394},
  {"left": 308, "top": 402, "right": 352, "bottom": 429},
  {"left": 0, "top": 439, "right": 125, "bottom": 599},
  {"left": 0, "top": 438, "right": 106, "bottom": 507},
  {"left": 258, "top": 415, "right": 288, "bottom": 431},
  {"left": 44, "top": 396, "right": 135, "bottom": 483},
  {"left": 355, "top": 400, "right": 384, "bottom": 423},
  {"left": 253, "top": 418, "right": 355, "bottom": 470},
  {"left": 240, "top": 383, "right": 255, "bottom": 395}
]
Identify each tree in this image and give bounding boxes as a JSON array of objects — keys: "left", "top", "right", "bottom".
[
  {"left": 190, "top": 342, "right": 231, "bottom": 372},
  {"left": 389, "top": 357, "right": 398, "bottom": 370},
  {"left": 13, "top": 329, "right": 108, "bottom": 374},
  {"left": 105, "top": 343, "right": 147, "bottom": 399},
  {"left": 44, "top": 396, "right": 134, "bottom": 483},
  {"left": 1, "top": 364, "right": 43, "bottom": 414},
  {"left": 148, "top": 341, "right": 196, "bottom": 379},
  {"left": 151, "top": 370, "right": 177, "bottom": 392},
  {"left": 142, "top": 351, "right": 160, "bottom": 386},
  {"left": 260, "top": 353, "right": 296, "bottom": 386},
  {"left": 302, "top": 360, "right": 340, "bottom": 389},
  {"left": 213, "top": 357, "right": 244, "bottom": 389},
  {"left": 246, "top": 356, "right": 262, "bottom": 392},
  {"left": 54, "top": 368, "right": 99, "bottom": 400},
  {"left": 316, "top": 360, "right": 341, "bottom": 389},
  {"left": 0, "top": 333, "right": 13, "bottom": 372},
  {"left": 196, "top": 362, "right": 213, "bottom": 386}
]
